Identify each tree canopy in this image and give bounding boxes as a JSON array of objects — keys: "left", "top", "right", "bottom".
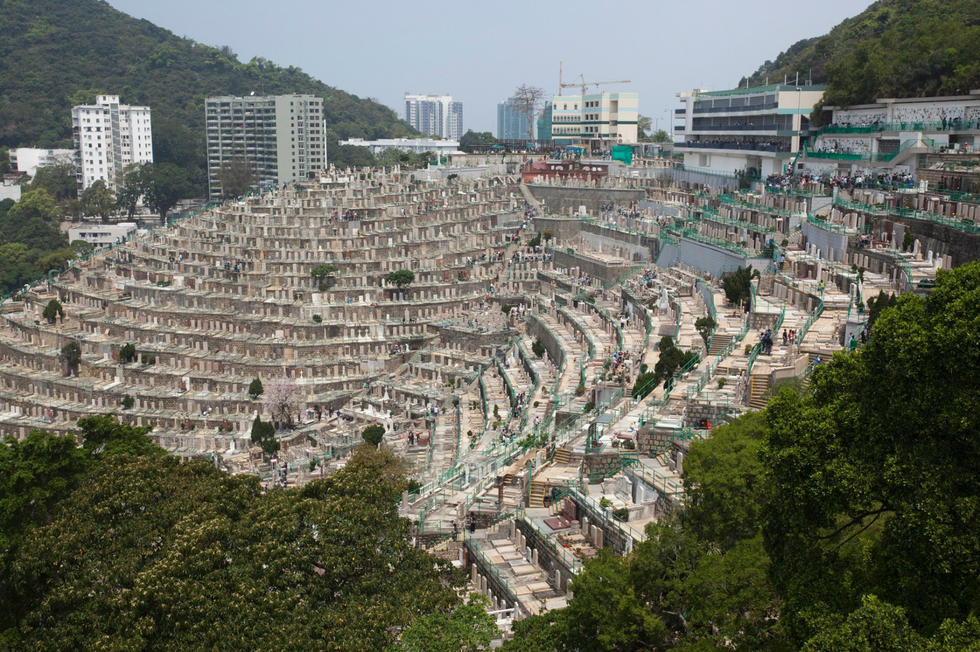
[{"left": 0, "top": 420, "right": 465, "bottom": 649}]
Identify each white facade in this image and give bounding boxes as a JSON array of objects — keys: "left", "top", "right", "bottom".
[
  {"left": 72, "top": 95, "right": 153, "bottom": 195},
  {"left": 68, "top": 221, "right": 139, "bottom": 247},
  {"left": 205, "top": 94, "right": 328, "bottom": 199},
  {"left": 404, "top": 94, "right": 463, "bottom": 140},
  {"left": 549, "top": 91, "right": 639, "bottom": 147},
  {"left": 338, "top": 138, "right": 460, "bottom": 156},
  {"left": 674, "top": 84, "right": 825, "bottom": 179},
  {"left": 11, "top": 148, "right": 75, "bottom": 178},
  {"left": 0, "top": 178, "right": 22, "bottom": 202},
  {"left": 813, "top": 91, "right": 980, "bottom": 158}
]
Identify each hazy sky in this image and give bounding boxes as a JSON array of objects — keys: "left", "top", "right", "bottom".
[{"left": 108, "top": 0, "right": 873, "bottom": 137}]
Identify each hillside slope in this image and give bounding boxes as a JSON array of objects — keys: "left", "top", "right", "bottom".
[
  {"left": 0, "top": 0, "right": 415, "bottom": 190},
  {"left": 741, "top": 0, "right": 980, "bottom": 116}
]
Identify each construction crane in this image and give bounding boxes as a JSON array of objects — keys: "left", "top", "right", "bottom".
[{"left": 558, "top": 63, "right": 630, "bottom": 97}]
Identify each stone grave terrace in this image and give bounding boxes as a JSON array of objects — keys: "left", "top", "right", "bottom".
[{"left": 0, "top": 171, "right": 529, "bottom": 466}]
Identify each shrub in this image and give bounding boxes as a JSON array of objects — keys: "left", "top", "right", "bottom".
[
  {"left": 695, "top": 316, "right": 716, "bottom": 348},
  {"left": 121, "top": 395, "right": 134, "bottom": 409},
  {"left": 119, "top": 342, "right": 136, "bottom": 363},
  {"left": 248, "top": 377, "right": 264, "bottom": 400},
  {"left": 575, "top": 383, "right": 586, "bottom": 397},
  {"left": 312, "top": 314, "right": 322, "bottom": 323},
  {"left": 42, "top": 299, "right": 64, "bottom": 324},
  {"left": 584, "top": 401, "right": 595, "bottom": 412},
  {"left": 612, "top": 507, "right": 629, "bottom": 521},
  {"left": 385, "top": 269, "right": 414, "bottom": 288},
  {"left": 531, "top": 337, "right": 545, "bottom": 358},
  {"left": 142, "top": 352, "right": 156, "bottom": 365},
  {"left": 599, "top": 497, "right": 612, "bottom": 509},
  {"left": 361, "top": 424, "right": 385, "bottom": 446},
  {"left": 717, "top": 377, "right": 727, "bottom": 389}
]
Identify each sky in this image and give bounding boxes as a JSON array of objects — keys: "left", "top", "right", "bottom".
[{"left": 107, "top": 0, "right": 874, "bottom": 137}]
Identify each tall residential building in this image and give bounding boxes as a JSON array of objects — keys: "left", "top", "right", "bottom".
[
  {"left": 673, "top": 84, "right": 825, "bottom": 178},
  {"left": 404, "top": 94, "right": 463, "bottom": 140},
  {"left": 497, "top": 98, "right": 532, "bottom": 142},
  {"left": 71, "top": 95, "right": 153, "bottom": 195},
  {"left": 205, "top": 94, "right": 327, "bottom": 199},
  {"left": 549, "top": 91, "right": 639, "bottom": 149},
  {"left": 537, "top": 101, "right": 553, "bottom": 144}
]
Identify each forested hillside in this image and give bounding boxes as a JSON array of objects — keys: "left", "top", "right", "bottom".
[
  {"left": 741, "top": 0, "right": 980, "bottom": 117},
  {"left": 0, "top": 0, "right": 416, "bottom": 193}
]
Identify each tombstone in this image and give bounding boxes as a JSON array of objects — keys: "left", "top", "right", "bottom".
[{"left": 594, "top": 527, "right": 604, "bottom": 548}]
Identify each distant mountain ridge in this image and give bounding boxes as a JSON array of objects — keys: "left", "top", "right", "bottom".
[
  {"left": 0, "top": 0, "right": 416, "bottom": 191},
  {"left": 740, "top": 0, "right": 980, "bottom": 118}
]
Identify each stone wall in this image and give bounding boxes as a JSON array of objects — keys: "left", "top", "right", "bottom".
[
  {"left": 526, "top": 185, "right": 646, "bottom": 214},
  {"left": 514, "top": 517, "right": 575, "bottom": 592},
  {"left": 550, "top": 249, "right": 634, "bottom": 284}
]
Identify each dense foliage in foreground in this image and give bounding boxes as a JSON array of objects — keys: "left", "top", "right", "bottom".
[
  {"left": 505, "top": 261, "right": 980, "bottom": 651},
  {"left": 0, "top": 417, "right": 485, "bottom": 650}
]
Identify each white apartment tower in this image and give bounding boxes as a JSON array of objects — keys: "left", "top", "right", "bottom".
[
  {"left": 205, "top": 94, "right": 327, "bottom": 199},
  {"left": 71, "top": 95, "right": 153, "bottom": 195},
  {"left": 404, "top": 94, "right": 463, "bottom": 140}
]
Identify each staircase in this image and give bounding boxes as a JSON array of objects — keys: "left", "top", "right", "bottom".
[
  {"left": 708, "top": 333, "right": 733, "bottom": 357},
  {"left": 747, "top": 374, "right": 771, "bottom": 410},
  {"left": 552, "top": 447, "right": 572, "bottom": 465},
  {"left": 528, "top": 480, "right": 547, "bottom": 507}
]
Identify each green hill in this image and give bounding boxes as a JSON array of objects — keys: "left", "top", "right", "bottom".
[
  {"left": 0, "top": 0, "right": 416, "bottom": 193},
  {"left": 741, "top": 0, "right": 980, "bottom": 119}
]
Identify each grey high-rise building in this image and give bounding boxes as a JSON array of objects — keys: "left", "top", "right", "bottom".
[
  {"left": 497, "top": 97, "right": 532, "bottom": 142},
  {"left": 404, "top": 94, "right": 463, "bottom": 140},
  {"left": 205, "top": 94, "right": 327, "bottom": 199}
]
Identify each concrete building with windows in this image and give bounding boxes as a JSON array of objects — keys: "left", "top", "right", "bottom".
[
  {"left": 71, "top": 95, "right": 153, "bottom": 195},
  {"left": 11, "top": 148, "right": 75, "bottom": 178},
  {"left": 673, "top": 84, "right": 825, "bottom": 179},
  {"left": 404, "top": 94, "right": 463, "bottom": 140},
  {"left": 205, "top": 94, "right": 327, "bottom": 199},
  {"left": 549, "top": 92, "right": 639, "bottom": 149},
  {"left": 497, "top": 98, "right": 532, "bottom": 142},
  {"left": 67, "top": 221, "right": 139, "bottom": 248}
]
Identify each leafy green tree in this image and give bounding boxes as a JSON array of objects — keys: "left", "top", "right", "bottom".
[
  {"left": 59, "top": 340, "right": 81, "bottom": 376},
  {"left": 311, "top": 264, "right": 338, "bottom": 290},
  {"left": 565, "top": 549, "right": 667, "bottom": 650},
  {"left": 5, "top": 187, "right": 57, "bottom": 223},
  {"left": 722, "top": 266, "right": 758, "bottom": 307},
  {"left": 682, "top": 411, "right": 767, "bottom": 550},
  {"left": 459, "top": 130, "right": 498, "bottom": 152},
  {"left": 761, "top": 261, "right": 980, "bottom": 643},
  {"left": 385, "top": 269, "right": 415, "bottom": 288},
  {"left": 42, "top": 299, "right": 63, "bottom": 324},
  {"left": 865, "top": 290, "right": 898, "bottom": 332},
  {"left": 247, "top": 377, "right": 263, "bottom": 400},
  {"left": 80, "top": 179, "right": 115, "bottom": 221},
  {"left": 115, "top": 164, "right": 145, "bottom": 219},
  {"left": 695, "top": 315, "right": 716, "bottom": 348},
  {"left": 361, "top": 424, "right": 385, "bottom": 446},
  {"left": 76, "top": 414, "right": 164, "bottom": 459},
  {"left": 119, "top": 342, "right": 136, "bottom": 363},
  {"left": 69, "top": 239, "right": 93, "bottom": 256},
  {"left": 650, "top": 129, "right": 671, "bottom": 144},
  {"left": 250, "top": 415, "right": 277, "bottom": 454},
  {"left": 531, "top": 337, "right": 545, "bottom": 359},
  {"left": 395, "top": 594, "right": 497, "bottom": 651},
  {"left": 28, "top": 163, "right": 77, "bottom": 201},
  {"left": 140, "top": 162, "right": 192, "bottom": 222},
  {"left": 217, "top": 157, "right": 257, "bottom": 198}
]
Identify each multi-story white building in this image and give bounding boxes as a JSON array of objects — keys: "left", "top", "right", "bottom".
[
  {"left": 10, "top": 147, "right": 75, "bottom": 178},
  {"left": 68, "top": 221, "right": 139, "bottom": 248},
  {"left": 404, "top": 94, "right": 463, "bottom": 140},
  {"left": 205, "top": 94, "right": 327, "bottom": 199},
  {"left": 673, "top": 84, "right": 824, "bottom": 179},
  {"left": 549, "top": 91, "right": 639, "bottom": 149},
  {"left": 71, "top": 95, "right": 153, "bottom": 194}
]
